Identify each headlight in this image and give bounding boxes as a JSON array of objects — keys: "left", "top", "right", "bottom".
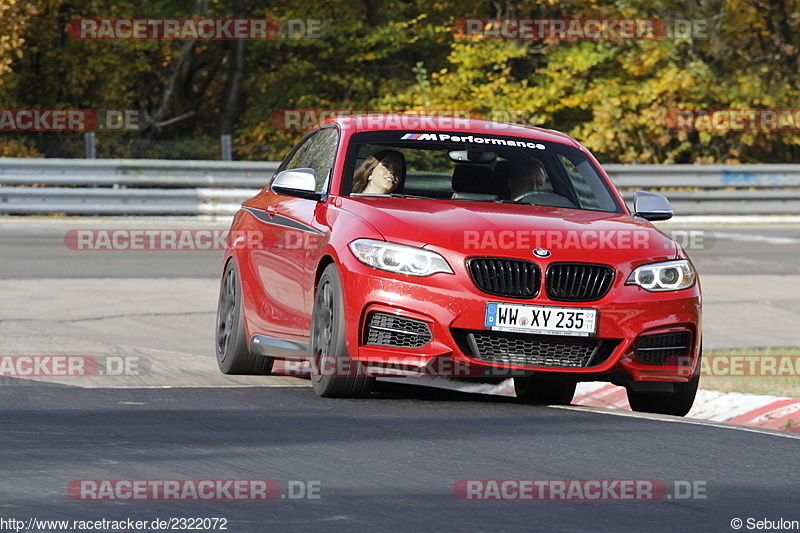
[
  {"left": 348, "top": 239, "right": 453, "bottom": 277},
  {"left": 626, "top": 260, "right": 695, "bottom": 292}
]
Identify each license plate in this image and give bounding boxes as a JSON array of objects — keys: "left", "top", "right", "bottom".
[{"left": 485, "top": 302, "right": 597, "bottom": 337}]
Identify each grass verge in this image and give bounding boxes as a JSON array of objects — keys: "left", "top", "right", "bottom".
[{"left": 700, "top": 347, "right": 800, "bottom": 397}]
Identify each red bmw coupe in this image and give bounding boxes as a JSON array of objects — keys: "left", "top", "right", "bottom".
[{"left": 216, "top": 115, "right": 701, "bottom": 416}]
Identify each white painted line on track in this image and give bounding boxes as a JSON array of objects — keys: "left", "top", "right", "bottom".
[
  {"left": 552, "top": 404, "right": 800, "bottom": 440},
  {"left": 713, "top": 232, "right": 800, "bottom": 245}
]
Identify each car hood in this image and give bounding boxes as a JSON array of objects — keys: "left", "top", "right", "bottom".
[{"left": 339, "top": 197, "right": 678, "bottom": 263}]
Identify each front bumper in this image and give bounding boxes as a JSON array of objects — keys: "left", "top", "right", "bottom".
[{"left": 339, "top": 253, "right": 701, "bottom": 384}]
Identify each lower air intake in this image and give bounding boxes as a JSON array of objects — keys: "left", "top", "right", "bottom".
[
  {"left": 634, "top": 331, "right": 692, "bottom": 365},
  {"left": 365, "top": 312, "right": 432, "bottom": 349},
  {"left": 457, "top": 330, "right": 617, "bottom": 368}
]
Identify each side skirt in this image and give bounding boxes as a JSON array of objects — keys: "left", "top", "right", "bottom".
[{"left": 250, "top": 334, "right": 310, "bottom": 360}]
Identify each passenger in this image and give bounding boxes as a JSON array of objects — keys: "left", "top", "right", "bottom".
[{"left": 352, "top": 150, "right": 406, "bottom": 194}]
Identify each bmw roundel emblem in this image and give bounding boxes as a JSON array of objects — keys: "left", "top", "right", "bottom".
[{"left": 533, "top": 248, "right": 551, "bottom": 258}]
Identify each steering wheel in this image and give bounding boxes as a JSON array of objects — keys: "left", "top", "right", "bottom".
[
  {"left": 513, "top": 191, "right": 576, "bottom": 208},
  {"left": 513, "top": 191, "right": 541, "bottom": 203}
]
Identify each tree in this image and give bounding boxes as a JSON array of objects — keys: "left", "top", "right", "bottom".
[
  {"left": 0, "top": 0, "right": 33, "bottom": 92},
  {"left": 2, "top": 0, "right": 798, "bottom": 163}
]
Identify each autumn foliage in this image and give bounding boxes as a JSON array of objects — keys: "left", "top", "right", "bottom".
[{"left": 1, "top": 0, "right": 799, "bottom": 163}]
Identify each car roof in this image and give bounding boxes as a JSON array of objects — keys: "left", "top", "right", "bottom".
[{"left": 320, "top": 114, "right": 581, "bottom": 147}]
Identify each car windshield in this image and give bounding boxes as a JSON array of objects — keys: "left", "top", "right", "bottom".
[{"left": 341, "top": 130, "right": 623, "bottom": 213}]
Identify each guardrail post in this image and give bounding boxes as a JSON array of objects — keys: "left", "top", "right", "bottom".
[
  {"left": 85, "top": 132, "right": 97, "bottom": 159},
  {"left": 220, "top": 135, "right": 232, "bottom": 161}
]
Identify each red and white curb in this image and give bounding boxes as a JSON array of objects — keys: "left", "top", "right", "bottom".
[
  {"left": 283, "top": 368, "right": 800, "bottom": 433},
  {"left": 573, "top": 383, "right": 800, "bottom": 433},
  {"left": 387, "top": 377, "right": 800, "bottom": 433}
]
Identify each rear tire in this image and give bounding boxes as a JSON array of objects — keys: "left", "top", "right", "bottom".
[
  {"left": 514, "top": 378, "right": 576, "bottom": 405},
  {"left": 216, "top": 260, "right": 274, "bottom": 375},
  {"left": 310, "top": 264, "right": 374, "bottom": 398}
]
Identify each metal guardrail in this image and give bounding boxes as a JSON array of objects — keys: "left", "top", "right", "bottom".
[
  {"left": 605, "top": 164, "right": 800, "bottom": 215},
  {"left": 0, "top": 187, "right": 258, "bottom": 216},
  {"left": 1, "top": 159, "right": 799, "bottom": 216},
  {"left": 0, "top": 159, "right": 278, "bottom": 188},
  {"left": 604, "top": 164, "right": 800, "bottom": 188},
  {"left": 0, "top": 159, "right": 276, "bottom": 216}
]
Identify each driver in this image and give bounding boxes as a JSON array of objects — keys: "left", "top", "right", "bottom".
[{"left": 507, "top": 158, "right": 547, "bottom": 198}]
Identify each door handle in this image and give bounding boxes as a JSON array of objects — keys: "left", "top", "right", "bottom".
[{"left": 266, "top": 205, "right": 278, "bottom": 218}]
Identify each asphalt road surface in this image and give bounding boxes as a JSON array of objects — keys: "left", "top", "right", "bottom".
[
  {"left": 1, "top": 217, "right": 799, "bottom": 532},
  {"left": 1, "top": 383, "right": 798, "bottom": 533}
]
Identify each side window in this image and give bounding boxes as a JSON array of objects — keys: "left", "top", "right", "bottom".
[
  {"left": 278, "top": 131, "right": 317, "bottom": 174},
  {"left": 557, "top": 154, "right": 616, "bottom": 211},
  {"left": 300, "top": 128, "right": 340, "bottom": 192}
]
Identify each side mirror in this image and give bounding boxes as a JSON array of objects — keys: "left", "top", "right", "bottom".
[
  {"left": 632, "top": 190, "right": 673, "bottom": 221},
  {"left": 270, "top": 168, "right": 324, "bottom": 201}
]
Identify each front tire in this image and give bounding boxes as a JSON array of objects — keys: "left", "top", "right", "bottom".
[
  {"left": 626, "top": 349, "right": 701, "bottom": 417},
  {"left": 514, "top": 378, "right": 576, "bottom": 405},
  {"left": 626, "top": 375, "right": 699, "bottom": 416},
  {"left": 216, "top": 260, "right": 273, "bottom": 375},
  {"left": 310, "top": 264, "right": 374, "bottom": 398}
]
